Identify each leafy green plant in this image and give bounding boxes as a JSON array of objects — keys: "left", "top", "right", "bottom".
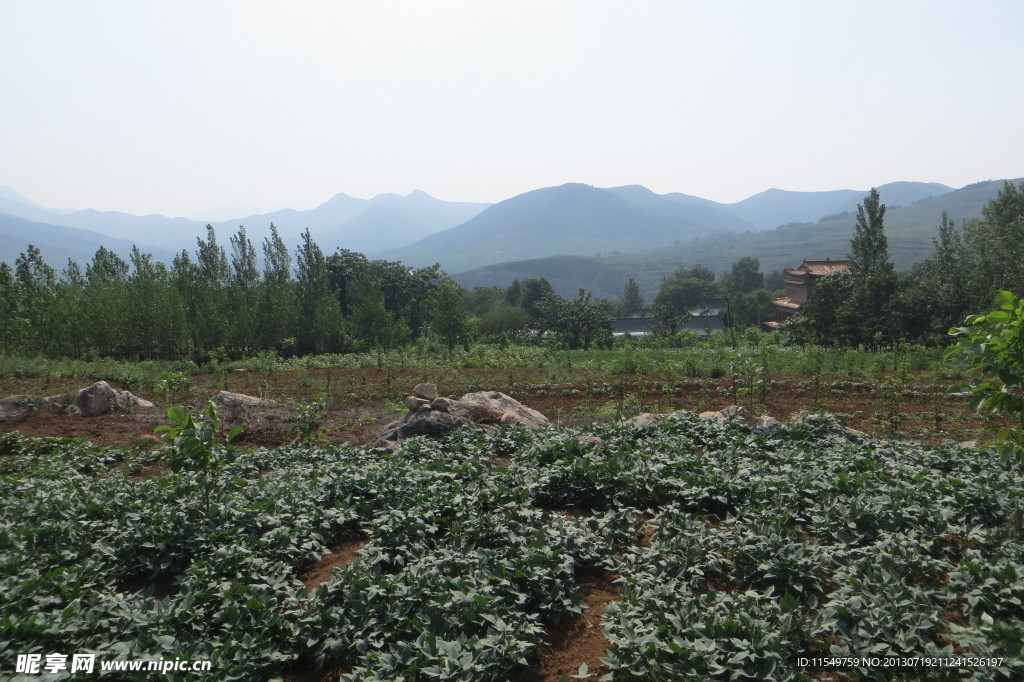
[
  {"left": 291, "top": 392, "right": 330, "bottom": 444},
  {"left": 154, "top": 400, "right": 242, "bottom": 511},
  {"left": 155, "top": 400, "right": 243, "bottom": 474},
  {"left": 154, "top": 370, "right": 193, "bottom": 399},
  {"left": 949, "top": 290, "right": 1024, "bottom": 446}
]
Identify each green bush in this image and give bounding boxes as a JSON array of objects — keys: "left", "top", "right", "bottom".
[{"left": 949, "top": 290, "right": 1024, "bottom": 446}]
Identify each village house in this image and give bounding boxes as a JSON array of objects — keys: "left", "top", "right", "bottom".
[
  {"left": 763, "top": 258, "right": 849, "bottom": 330},
  {"left": 613, "top": 298, "right": 728, "bottom": 337}
]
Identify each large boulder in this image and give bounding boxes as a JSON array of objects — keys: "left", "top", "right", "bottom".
[
  {"left": 369, "top": 410, "right": 471, "bottom": 451},
  {"left": 449, "top": 391, "right": 550, "bottom": 429},
  {"left": 214, "top": 391, "right": 272, "bottom": 419},
  {"left": 413, "top": 383, "right": 438, "bottom": 401},
  {"left": 370, "top": 389, "right": 550, "bottom": 451},
  {"left": 0, "top": 395, "right": 37, "bottom": 423},
  {"left": 75, "top": 381, "right": 154, "bottom": 417}
]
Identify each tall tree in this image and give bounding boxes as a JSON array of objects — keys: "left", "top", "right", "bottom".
[
  {"left": 725, "top": 256, "right": 764, "bottom": 294},
  {"left": 507, "top": 278, "right": 556, "bottom": 325},
  {"left": 429, "top": 280, "right": 471, "bottom": 352},
  {"left": 349, "top": 275, "right": 409, "bottom": 364},
  {"left": 84, "top": 247, "right": 132, "bottom": 355},
  {"left": 14, "top": 246, "right": 58, "bottom": 355},
  {"left": 326, "top": 249, "right": 370, "bottom": 317},
  {"left": 965, "top": 181, "right": 1024, "bottom": 302},
  {"left": 128, "top": 246, "right": 186, "bottom": 357},
  {"left": 621, "top": 278, "right": 643, "bottom": 315},
  {"left": 538, "top": 289, "right": 613, "bottom": 350},
  {"left": 228, "top": 226, "right": 260, "bottom": 351},
  {"left": 0, "top": 262, "right": 20, "bottom": 353},
  {"left": 170, "top": 250, "right": 200, "bottom": 354},
  {"left": 192, "top": 226, "right": 232, "bottom": 352},
  {"left": 259, "top": 224, "right": 297, "bottom": 352},
  {"left": 848, "top": 188, "right": 892, "bottom": 274},
  {"left": 295, "top": 229, "right": 343, "bottom": 353}
]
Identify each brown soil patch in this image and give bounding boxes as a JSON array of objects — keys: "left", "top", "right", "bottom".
[
  {"left": 486, "top": 455, "right": 512, "bottom": 467},
  {"left": 299, "top": 534, "right": 369, "bottom": 590},
  {"left": 940, "top": 598, "right": 970, "bottom": 628},
  {"left": 513, "top": 569, "right": 623, "bottom": 682},
  {"left": 0, "top": 367, "right": 1012, "bottom": 448},
  {"left": 127, "top": 461, "right": 171, "bottom": 481},
  {"left": 639, "top": 524, "right": 655, "bottom": 548}
]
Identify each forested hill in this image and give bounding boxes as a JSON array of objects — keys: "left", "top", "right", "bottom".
[
  {"left": 374, "top": 184, "right": 730, "bottom": 273},
  {"left": 452, "top": 179, "right": 1018, "bottom": 301},
  {"left": 373, "top": 181, "right": 952, "bottom": 272},
  {"left": 454, "top": 255, "right": 629, "bottom": 300}
]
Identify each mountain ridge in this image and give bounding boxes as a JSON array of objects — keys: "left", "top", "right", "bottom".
[{"left": 0, "top": 179, "right": 1000, "bottom": 283}]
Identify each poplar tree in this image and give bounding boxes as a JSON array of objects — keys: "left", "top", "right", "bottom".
[
  {"left": 848, "top": 188, "right": 892, "bottom": 274},
  {"left": 258, "top": 224, "right": 297, "bottom": 352},
  {"left": 621, "top": 278, "right": 643, "bottom": 315},
  {"left": 295, "top": 229, "right": 343, "bottom": 353},
  {"left": 229, "top": 226, "right": 260, "bottom": 351}
]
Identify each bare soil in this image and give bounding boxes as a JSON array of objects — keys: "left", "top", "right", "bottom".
[
  {"left": 512, "top": 569, "right": 623, "bottom": 682},
  {"left": 299, "top": 534, "right": 369, "bottom": 591},
  {"left": 0, "top": 367, "right": 1008, "bottom": 448}
]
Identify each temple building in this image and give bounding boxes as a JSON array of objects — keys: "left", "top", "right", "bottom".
[{"left": 764, "top": 258, "right": 849, "bottom": 330}]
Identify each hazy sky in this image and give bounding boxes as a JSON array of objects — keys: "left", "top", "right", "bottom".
[{"left": 2, "top": 0, "right": 1022, "bottom": 218}]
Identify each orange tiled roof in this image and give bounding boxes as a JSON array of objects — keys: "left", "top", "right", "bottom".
[
  {"left": 788, "top": 259, "right": 849, "bottom": 276},
  {"left": 771, "top": 297, "right": 801, "bottom": 310}
]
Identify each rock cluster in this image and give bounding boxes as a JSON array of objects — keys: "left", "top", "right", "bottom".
[
  {"left": 0, "top": 381, "right": 154, "bottom": 422},
  {"left": 371, "top": 385, "right": 550, "bottom": 451}
]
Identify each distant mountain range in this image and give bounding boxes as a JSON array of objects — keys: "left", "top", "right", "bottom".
[
  {"left": 450, "top": 179, "right": 1018, "bottom": 300},
  {"left": 2, "top": 178, "right": 1017, "bottom": 301},
  {"left": 373, "top": 181, "right": 954, "bottom": 272},
  {"left": 0, "top": 187, "right": 490, "bottom": 265}
]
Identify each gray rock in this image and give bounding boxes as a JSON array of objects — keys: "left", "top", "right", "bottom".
[
  {"left": 828, "top": 424, "right": 869, "bottom": 441},
  {"left": 430, "top": 397, "right": 452, "bottom": 412},
  {"left": 75, "top": 381, "right": 154, "bottom": 417},
  {"left": 625, "top": 412, "right": 670, "bottom": 427},
  {"left": 450, "top": 391, "right": 550, "bottom": 429},
  {"left": 369, "top": 409, "right": 469, "bottom": 451},
  {"left": 371, "top": 390, "right": 549, "bottom": 450},
  {"left": 76, "top": 382, "right": 120, "bottom": 417},
  {"left": 755, "top": 415, "right": 780, "bottom": 429},
  {"left": 403, "top": 396, "right": 430, "bottom": 411},
  {"left": 215, "top": 390, "right": 270, "bottom": 419},
  {"left": 577, "top": 435, "right": 606, "bottom": 449},
  {"left": 413, "top": 383, "right": 438, "bottom": 401},
  {"left": 0, "top": 395, "right": 35, "bottom": 423},
  {"left": 719, "top": 405, "right": 754, "bottom": 423}
]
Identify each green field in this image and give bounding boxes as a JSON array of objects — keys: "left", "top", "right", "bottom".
[{"left": 2, "top": 409, "right": 1022, "bottom": 680}]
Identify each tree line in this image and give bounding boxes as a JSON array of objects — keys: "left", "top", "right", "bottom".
[
  {"left": 793, "top": 181, "right": 1024, "bottom": 347},
  {"left": 3, "top": 183, "right": 1018, "bottom": 360},
  {"left": 0, "top": 226, "right": 466, "bottom": 360},
  {"left": 0, "top": 225, "right": 627, "bottom": 360}
]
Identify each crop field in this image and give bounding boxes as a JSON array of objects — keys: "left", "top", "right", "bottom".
[
  {"left": 0, "top": 342, "right": 1015, "bottom": 449},
  {"left": 2, "top": 409, "right": 1023, "bottom": 680}
]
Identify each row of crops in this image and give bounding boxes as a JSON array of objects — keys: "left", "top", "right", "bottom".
[{"left": 1, "top": 414, "right": 1022, "bottom": 680}]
